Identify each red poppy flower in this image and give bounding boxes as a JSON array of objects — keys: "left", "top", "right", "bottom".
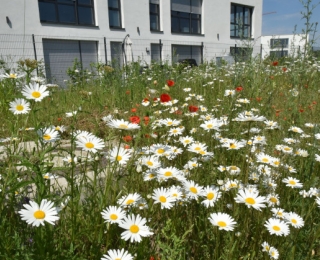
[
  {"left": 188, "top": 105, "right": 199, "bottom": 112},
  {"left": 125, "top": 90, "right": 130, "bottom": 95},
  {"left": 122, "top": 135, "right": 133, "bottom": 142},
  {"left": 57, "top": 117, "right": 62, "bottom": 122},
  {"left": 282, "top": 67, "right": 287, "bottom": 72},
  {"left": 124, "top": 144, "right": 130, "bottom": 149},
  {"left": 299, "top": 108, "right": 304, "bottom": 113},
  {"left": 160, "top": 93, "right": 171, "bottom": 102},
  {"left": 272, "top": 61, "right": 279, "bottom": 66},
  {"left": 166, "top": 80, "right": 175, "bottom": 87},
  {"left": 174, "top": 110, "right": 183, "bottom": 115},
  {"left": 235, "top": 86, "right": 243, "bottom": 92},
  {"left": 256, "top": 97, "right": 262, "bottom": 102},
  {"left": 129, "top": 116, "right": 140, "bottom": 124},
  {"left": 131, "top": 108, "right": 137, "bottom": 113},
  {"left": 144, "top": 116, "right": 150, "bottom": 125}
]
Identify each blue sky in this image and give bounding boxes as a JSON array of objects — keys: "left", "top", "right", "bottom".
[{"left": 262, "top": 0, "right": 320, "bottom": 44}]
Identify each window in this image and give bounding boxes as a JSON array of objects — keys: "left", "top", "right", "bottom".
[
  {"left": 151, "top": 43, "right": 161, "bottom": 62},
  {"left": 171, "top": 0, "right": 202, "bottom": 34},
  {"left": 150, "top": 0, "right": 160, "bottom": 31},
  {"left": 108, "top": 0, "right": 122, "bottom": 28},
  {"left": 172, "top": 44, "right": 202, "bottom": 65},
  {"left": 270, "top": 50, "right": 288, "bottom": 58},
  {"left": 270, "top": 38, "right": 289, "bottom": 48},
  {"left": 230, "top": 46, "right": 252, "bottom": 61},
  {"left": 230, "top": 4, "right": 253, "bottom": 38},
  {"left": 38, "top": 0, "right": 95, "bottom": 25},
  {"left": 110, "top": 42, "right": 123, "bottom": 68}
]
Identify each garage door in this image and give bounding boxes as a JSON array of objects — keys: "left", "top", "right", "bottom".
[{"left": 43, "top": 39, "right": 98, "bottom": 86}]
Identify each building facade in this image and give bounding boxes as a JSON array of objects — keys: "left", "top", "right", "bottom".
[
  {"left": 1, "top": 0, "right": 263, "bottom": 84},
  {"left": 261, "top": 34, "right": 308, "bottom": 59}
]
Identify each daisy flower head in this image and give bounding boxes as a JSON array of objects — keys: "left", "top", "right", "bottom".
[
  {"left": 37, "top": 128, "right": 60, "bottom": 143},
  {"left": 269, "top": 247, "right": 279, "bottom": 259},
  {"left": 208, "top": 212, "right": 237, "bottom": 231},
  {"left": 101, "top": 248, "right": 133, "bottom": 260},
  {"left": 266, "top": 193, "right": 280, "bottom": 207},
  {"left": 234, "top": 188, "right": 266, "bottom": 211},
  {"left": 101, "top": 206, "right": 126, "bottom": 224},
  {"left": 282, "top": 177, "right": 303, "bottom": 188},
  {"left": 117, "top": 193, "right": 142, "bottom": 208},
  {"left": 22, "top": 83, "right": 50, "bottom": 102},
  {"left": 179, "top": 135, "right": 194, "bottom": 147},
  {"left": 183, "top": 180, "right": 204, "bottom": 199},
  {"left": 141, "top": 155, "right": 161, "bottom": 169},
  {"left": 107, "top": 147, "right": 132, "bottom": 165},
  {"left": 201, "top": 186, "right": 221, "bottom": 207},
  {"left": 261, "top": 241, "right": 270, "bottom": 252},
  {"left": 75, "top": 134, "right": 105, "bottom": 153},
  {"left": 119, "top": 214, "right": 153, "bottom": 243},
  {"left": 157, "top": 166, "right": 183, "bottom": 182},
  {"left": 221, "top": 139, "right": 246, "bottom": 150},
  {"left": 264, "top": 218, "right": 290, "bottom": 236},
  {"left": 107, "top": 119, "right": 140, "bottom": 130},
  {"left": 288, "top": 126, "right": 303, "bottom": 134},
  {"left": 284, "top": 212, "right": 304, "bottom": 228},
  {"left": 1, "top": 72, "right": 24, "bottom": 79},
  {"left": 9, "top": 98, "right": 31, "bottom": 115},
  {"left": 152, "top": 187, "right": 176, "bottom": 209},
  {"left": 18, "top": 199, "right": 59, "bottom": 227}
]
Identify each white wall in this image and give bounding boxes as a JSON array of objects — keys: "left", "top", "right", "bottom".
[{"left": 0, "top": 0, "right": 263, "bottom": 66}]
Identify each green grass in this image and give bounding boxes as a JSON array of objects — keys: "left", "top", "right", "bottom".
[{"left": 1, "top": 56, "right": 320, "bottom": 259}]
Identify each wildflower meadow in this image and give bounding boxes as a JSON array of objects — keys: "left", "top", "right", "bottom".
[{"left": 1, "top": 53, "right": 320, "bottom": 260}]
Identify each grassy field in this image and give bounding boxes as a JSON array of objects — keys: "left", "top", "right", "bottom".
[{"left": 1, "top": 54, "right": 320, "bottom": 260}]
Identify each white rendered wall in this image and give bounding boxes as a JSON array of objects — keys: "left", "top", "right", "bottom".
[{"left": 0, "top": 0, "right": 263, "bottom": 65}]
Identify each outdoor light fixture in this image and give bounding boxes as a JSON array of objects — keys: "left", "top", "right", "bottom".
[
  {"left": 146, "top": 47, "right": 150, "bottom": 53},
  {"left": 6, "top": 16, "right": 10, "bottom": 24}
]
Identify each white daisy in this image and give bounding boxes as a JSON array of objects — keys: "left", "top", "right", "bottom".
[
  {"left": 152, "top": 187, "right": 176, "bottom": 209},
  {"left": 119, "top": 214, "right": 153, "bottom": 243},
  {"left": 201, "top": 186, "right": 221, "bottom": 207},
  {"left": 107, "top": 147, "right": 132, "bottom": 165},
  {"left": 75, "top": 134, "right": 105, "bottom": 153},
  {"left": 208, "top": 212, "right": 237, "bottom": 231},
  {"left": 18, "top": 199, "right": 59, "bottom": 227},
  {"left": 284, "top": 212, "right": 304, "bottom": 228},
  {"left": 264, "top": 218, "right": 290, "bottom": 236},
  {"left": 282, "top": 177, "right": 303, "bottom": 188},
  {"left": 37, "top": 128, "right": 60, "bottom": 143},
  {"left": 22, "top": 83, "right": 50, "bottom": 102},
  {"left": 9, "top": 98, "right": 31, "bottom": 115},
  {"left": 107, "top": 119, "right": 140, "bottom": 130},
  {"left": 234, "top": 188, "right": 266, "bottom": 211},
  {"left": 101, "top": 206, "right": 126, "bottom": 224},
  {"left": 101, "top": 248, "right": 133, "bottom": 260}
]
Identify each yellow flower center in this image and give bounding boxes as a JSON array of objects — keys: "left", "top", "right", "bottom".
[
  {"left": 289, "top": 180, "right": 296, "bottom": 185},
  {"left": 207, "top": 124, "right": 213, "bottom": 129},
  {"left": 207, "top": 192, "right": 214, "bottom": 200},
  {"left": 272, "top": 225, "right": 281, "bottom": 231},
  {"left": 116, "top": 155, "right": 122, "bottom": 161},
  {"left": 164, "top": 171, "right": 172, "bottom": 177},
  {"left": 262, "top": 158, "right": 269, "bottom": 163},
  {"left": 149, "top": 174, "right": 155, "bottom": 178},
  {"left": 126, "top": 199, "right": 134, "bottom": 205},
  {"left": 147, "top": 161, "right": 153, "bottom": 166},
  {"left": 16, "top": 105, "right": 24, "bottom": 111},
  {"left": 157, "top": 148, "right": 165, "bottom": 154},
  {"left": 184, "top": 140, "right": 190, "bottom": 144},
  {"left": 230, "top": 143, "right": 237, "bottom": 149},
  {"left": 32, "top": 91, "right": 41, "bottom": 98},
  {"left": 291, "top": 219, "right": 297, "bottom": 224},
  {"left": 190, "top": 187, "right": 197, "bottom": 194},
  {"left": 270, "top": 197, "right": 278, "bottom": 203},
  {"left": 110, "top": 214, "right": 118, "bottom": 220},
  {"left": 119, "top": 124, "right": 128, "bottom": 129},
  {"left": 85, "top": 142, "right": 94, "bottom": 149},
  {"left": 217, "top": 221, "right": 227, "bottom": 227},
  {"left": 284, "top": 147, "right": 291, "bottom": 151},
  {"left": 159, "top": 196, "right": 167, "bottom": 203},
  {"left": 194, "top": 146, "right": 201, "bottom": 151},
  {"left": 43, "top": 134, "right": 51, "bottom": 140},
  {"left": 199, "top": 150, "right": 206, "bottom": 155},
  {"left": 230, "top": 166, "right": 238, "bottom": 171},
  {"left": 245, "top": 197, "right": 255, "bottom": 205},
  {"left": 167, "top": 122, "right": 173, "bottom": 125},
  {"left": 130, "top": 224, "right": 139, "bottom": 233},
  {"left": 230, "top": 183, "right": 237, "bottom": 187},
  {"left": 9, "top": 73, "right": 17, "bottom": 78},
  {"left": 34, "top": 210, "right": 46, "bottom": 219}
]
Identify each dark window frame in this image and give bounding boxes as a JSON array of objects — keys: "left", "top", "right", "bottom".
[
  {"left": 108, "top": 0, "right": 122, "bottom": 29},
  {"left": 230, "top": 3, "right": 253, "bottom": 39},
  {"left": 270, "top": 50, "right": 289, "bottom": 58},
  {"left": 38, "top": 0, "right": 95, "bottom": 26},
  {"left": 150, "top": 3, "right": 160, "bottom": 31},
  {"left": 270, "top": 38, "right": 289, "bottom": 48},
  {"left": 171, "top": 1, "right": 202, "bottom": 35}
]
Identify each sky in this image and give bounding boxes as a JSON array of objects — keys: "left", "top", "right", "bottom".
[{"left": 262, "top": 0, "right": 320, "bottom": 45}]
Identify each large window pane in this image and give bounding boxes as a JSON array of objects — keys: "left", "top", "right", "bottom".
[
  {"left": 180, "top": 18, "right": 190, "bottom": 33},
  {"left": 78, "top": 0, "right": 92, "bottom": 4},
  {"left": 108, "top": 0, "right": 119, "bottom": 9},
  {"left": 58, "top": 4, "right": 76, "bottom": 23},
  {"left": 39, "top": 2, "right": 57, "bottom": 22},
  {"left": 78, "top": 6, "right": 94, "bottom": 25},
  {"left": 171, "top": 17, "right": 179, "bottom": 32},
  {"left": 150, "top": 15, "right": 159, "bottom": 30},
  {"left": 109, "top": 10, "right": 121, "bottom": 27},
  {"left": 191, "top": 19, "right": 200, "bottom": 34}
]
